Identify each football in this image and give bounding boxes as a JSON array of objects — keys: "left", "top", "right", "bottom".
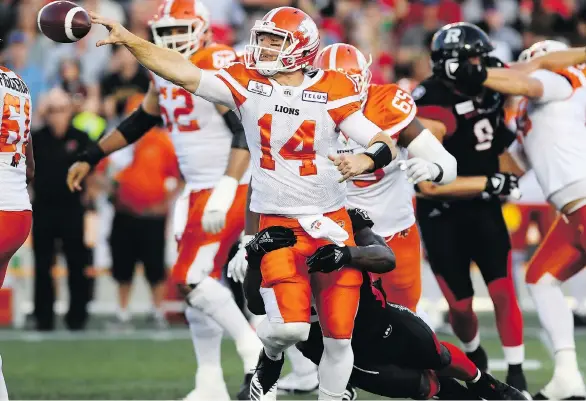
[{"left": 37, "top": 1, "right": 91, "bottom": 43}]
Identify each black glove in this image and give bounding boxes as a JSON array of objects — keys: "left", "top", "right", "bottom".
[
  {"left": 307, "top": 244, "right": 351, "bottom": 274},
  {"left": 245, "top": 226, "right": 297, "bottom": 269},
  {"left": 454, "top": 59, "right": 488, "bottom": 96},
  {"left": 483, "top": 173, "right": 519, "bottom": 196},
  {"left": 348, "top": 208, "right": 374, "bottom": 231}
]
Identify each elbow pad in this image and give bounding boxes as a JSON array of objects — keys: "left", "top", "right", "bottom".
[
  {"left": 117, "top": 105, "right": 161, "bottom": 144},
  {"left": 223, "top": 110, "right": 248, "bottom": 150},
  {"left": 363, "top": 142, "right": 393, "bottom": 171},
  {"left": 407, "top": 129, "right": 457, "bottom": 184}
]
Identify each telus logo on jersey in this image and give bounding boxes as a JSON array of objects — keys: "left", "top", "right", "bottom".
[
  {"left": 247, "top": 80, "right": 273, "bottom": 97},
  {"left": 302, "top": 90, "right": 327, "bottom": 103},
  {"left": 0, "top": 73, "right": 29, "bottom": 95},
  {"left": 274, "top": 105, "right": 300, "bottom": 116}
]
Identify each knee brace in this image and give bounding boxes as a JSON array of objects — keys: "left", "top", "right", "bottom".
[
  {"left": 186, "top": 277, "right": 232, "bottom": 316},
  {"left": 257, "top": 319, "right": 310, "bottom": 349}
]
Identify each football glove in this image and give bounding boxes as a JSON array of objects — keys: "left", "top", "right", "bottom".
[
  {"left": 398, "top": 158, "right": 442, "bottom": 184},
  {"left": 483, "top": 173, "right": 521, "bottom": 199},
  {"left": 348, "top": 208, "right": 374, "bottom": 232},
  {"left": 227, "top": 234, "right": 254, "bottom": 283},
  {"left": 307, "top": 244, "right": 351, "bottom": 274},
  {"left": 245, "top": 226, "right": 297, "bottom": 269}
]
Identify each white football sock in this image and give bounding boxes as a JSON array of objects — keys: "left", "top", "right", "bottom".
[
  {"left": 318, "top": 338, "right": 353, "bottom": 400},
  {"left": 185, "top": 306, "right": 223, "bottom": 369},
  {"left": 187, "top": 277, "right": 262, "bottom": 373},
  {"left": 0, "top": 355, "right": 8, "bottom": 400},
  {"left": 503, "top": 345, "right": 525, "bottom": 365},
  {"left": 461, "top": 331, "right": 480, "bottom": 353},
  {"left": 286, "top": 344, "right": 317, "bottom": 375},
  {"left": 528, "top": 276, "right": 576, "bottom": 353}
]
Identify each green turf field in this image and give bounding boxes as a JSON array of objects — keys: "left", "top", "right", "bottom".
[{"left": 2, "top": 316, "right": 585, "bottom": 400}]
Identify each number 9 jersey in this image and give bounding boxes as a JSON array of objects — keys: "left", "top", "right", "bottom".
[
  {"left": 413, "top": 76, "right": 515, "bottom": 177},
  {"left": 0, "top": 66, "right": 32, "bottom": 211},
  {"left": 150, "top": 44, "right": 250, "bottom": 190}
]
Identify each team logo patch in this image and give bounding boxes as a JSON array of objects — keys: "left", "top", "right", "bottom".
[
  {"left": 311, "top": 220, "right": 322, "bottom": 230},
  {"left": 455, "top": 100, "right": 475, "bottom": 115},
  {"left": 247, "top": 80, "right": 273, "bottom": 97},
  {"left": 411, "top": 85, "right": 426, "bottom": 100},
  {"left": 302, "top": 90, "right": 327, "bottom": 103}
]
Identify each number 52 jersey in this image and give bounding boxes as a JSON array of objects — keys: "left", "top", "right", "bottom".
[
  {"left": 0, "top": 66, "right": 31, "bottom": 211},
  {"left": 196, "top": 63, "right": 379, "bottom": 216}
]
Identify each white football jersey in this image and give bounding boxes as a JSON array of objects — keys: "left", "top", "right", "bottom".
[
  {"left": 151, "top": 44, "right": 250, "bottom": 190},
  {"left": 204, "top": 64, "right": 373, "bottom": 215},
  {"left": 341, "top": 83, "right": 417, "bottom": 237},
  {"left": 0, "top": 66, "right": 31, "bottom": 211},
  {"left": 515, "top": 68, "right": 586, "bottom": 206}
]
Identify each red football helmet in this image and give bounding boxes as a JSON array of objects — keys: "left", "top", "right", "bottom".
[
  {"left": 149, "top": 0, "right": 210, "bottom": 58},
  {"left": 244, "top": 7, "right": 320, "bottom": 76},
  {"left": 314, "top": 43, "right": 372, "bottom": 101}
]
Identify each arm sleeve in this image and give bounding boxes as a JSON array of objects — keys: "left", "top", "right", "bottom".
[
  {"left": 406, "top": 129, "right": 457, "bottom": 184},
  {"left": 194, "top": 69, "right": 238, "bottom": 109},
  {"left": 529, "top": 69, "right": 573, "bottom": 103},
  {"left": 338, "top": 111, "right": 383, "bottom": 148}
]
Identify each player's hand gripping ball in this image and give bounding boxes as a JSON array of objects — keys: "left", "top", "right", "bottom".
[{"left": 37, "top": 1, "right": 91, "bottom": 43}]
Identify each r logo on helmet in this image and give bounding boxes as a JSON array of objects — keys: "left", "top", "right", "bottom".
[{"left": 444, "top": 29, "right": 461, "bottom": 44}]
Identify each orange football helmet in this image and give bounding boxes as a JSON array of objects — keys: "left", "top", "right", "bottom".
[
  {"left": 149, "top": 0, "right": 210, "bottom": 58},
  {"left": 244, "top": 7, "right": 320, "bottom": 76},
  {"left": 314, "top": 43, "right": 372, "bottom": 101}
]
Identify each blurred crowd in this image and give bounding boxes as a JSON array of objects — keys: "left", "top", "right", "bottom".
[{"left": 1, "top": 0, "right": 586, "bottom": 330}]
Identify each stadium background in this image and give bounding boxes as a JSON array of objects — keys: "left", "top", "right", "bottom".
[{"left": 2, "top": 0, "right": 586, "bottom": 398}]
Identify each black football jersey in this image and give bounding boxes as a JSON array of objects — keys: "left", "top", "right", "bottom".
[{"left": 413, "top": 77, "right": 515, "bottom": 176}]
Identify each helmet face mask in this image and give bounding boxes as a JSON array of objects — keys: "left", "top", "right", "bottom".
[{"left": 149, "top": 0, "right": 210, "bottom": 59}]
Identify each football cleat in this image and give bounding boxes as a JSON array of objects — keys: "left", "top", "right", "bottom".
[
  {"left": 250, "top": 350, "right": 284, "bottom": 401},
  {"left": 466, "top": 345, "right": 489, "bottom": 372},
  {"left": 467, "top": 372, "right": 528, "bottom": 400},
  {"left": 237, "top": 373, "right": 253, "bottom": 400},
  {"left": 342, "top": 384, "right": 358, "bottom": 401},
  {"left": 277, "top": 371, "right": 319, "bottom": 395}
]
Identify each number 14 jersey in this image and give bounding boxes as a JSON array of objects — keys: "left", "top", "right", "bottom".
[{"left": 207, "top": 63, "right": 371, "bottom": 216}]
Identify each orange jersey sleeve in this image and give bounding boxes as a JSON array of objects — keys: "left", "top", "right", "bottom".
[
  {"left": 554, "top": 65, "right": 586, "bottom": 89},
  {"left": 309, "top": 70, "right": 362, "bottom": 126},
  {"left": 189, "top": 43, "right": 238, "bottom": 71},
  {"left": 363, "top": 83, "right": 417, "bottom": 139}
]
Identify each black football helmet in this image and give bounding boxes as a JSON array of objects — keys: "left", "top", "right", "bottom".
[{"left": 430, "top": 22, "right": 494, "bottom": 82}]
